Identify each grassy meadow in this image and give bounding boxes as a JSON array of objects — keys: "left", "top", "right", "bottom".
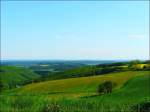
[
  {"left": 1, "top": 69, "right": 150, "bottom": 112},
  {"left": 0, "top": 66, "right": 40, "bottom": 90},
  {"left": 12, "top": 71, "right": 149, "bottom": 97}
]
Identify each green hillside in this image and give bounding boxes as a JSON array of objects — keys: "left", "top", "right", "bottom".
[
  {"left": 46, "top": 62, "right": 149, "bottom": 81},
  {"left": 47, "top": 64, "right": 122, "bottom": 80},
  {"left": 1, "top": 71, "right": 149, "bottom": 112},
  {"left": 0, "top": 66, "right": 40, "bottom": 90},
  {"left": 14, "top": 71, "right": 149, "bottom": 97},
  {"left": 52, "top": 74, "right": 150, "bottom": 112}
]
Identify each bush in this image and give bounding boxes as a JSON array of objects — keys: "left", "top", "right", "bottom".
[{"left": 97, "top": 81, "right": 115, "bottom": 94}]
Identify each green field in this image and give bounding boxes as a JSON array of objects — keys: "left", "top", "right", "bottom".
[
  {"left": 1, "top": 71, "right": 150, "bottom": 112},
  {"left": 13, "top": 71, "right": 149, "bottom": 96},
  {"left": 0, "top": 66, "right": 40, "bottom": 90}
]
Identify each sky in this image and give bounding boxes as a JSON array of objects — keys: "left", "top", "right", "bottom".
[{"left": 1, "top": 1, "right": 149, "bottom": 60}]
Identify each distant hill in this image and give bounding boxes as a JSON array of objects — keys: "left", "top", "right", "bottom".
[
  {"left": 1, "top": 60, "right": 116, "bottom": 66},
  {"left": 0, "top": 66, "right": 40, "bottom": 90},
  {"left": 1, "top": 60, "right": 116, "bottom": 76},
  {"left": 37, "top": 61, "right": 149, "bottom": 81},
  {"left": 28, "top": 62, "right": 85, "bottom": 76}
]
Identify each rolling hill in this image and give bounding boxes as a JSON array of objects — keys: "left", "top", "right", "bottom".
[
  {"left": 51, "top": 74, "right": 150, "bottom": 112},
  {"left": 1, "top": 70, "right": 149, "bottom": 112},
  {"left": 14, "top": 71, "right": 149, "bottom": 97},
  {"left": 0, "top": 66, "right": 40, "bottom": 90}
]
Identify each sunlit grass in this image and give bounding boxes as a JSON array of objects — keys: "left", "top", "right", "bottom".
[
  {"left": 11, "top": 71, "right": 149, "bottom": 98},
  {"left": 1, "top": 73, "right": 149, "bottom": 112}
]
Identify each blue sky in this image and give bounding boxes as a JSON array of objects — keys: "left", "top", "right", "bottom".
[{"left": 1, "top": 1, "right": 149, "bottom": 60}]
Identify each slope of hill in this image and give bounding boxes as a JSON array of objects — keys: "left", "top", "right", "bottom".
[
  {"left": 0, "top": 66, "right": 40, "bottom": 90},
  {"left": 1, "top": 71, "right": 149, "bottom": 112},
  {"left": 51, "top": 74, "right": 150, "bottom": 112},
  {"left": 14, "top": 71, "right": 149, "bottom": 97},
  {"left": 47, "top": 62, "right": 149, "bottom": 81},
  {"left": 47, "top": 65, "right": 124, "bottom": 81}
]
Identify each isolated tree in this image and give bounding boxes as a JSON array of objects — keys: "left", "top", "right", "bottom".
[
  {"left": 0, "top": 78, "right": 4, "bottom": 92},
  {"left": 97, "top": 81, "right": 114, "bottom": 94}
]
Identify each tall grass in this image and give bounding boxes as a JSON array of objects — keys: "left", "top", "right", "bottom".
[
  {"left": 1, "top": 95, "right": 149, "bottom": 112},
  {"left": 0, "top": 95, "right": 49, "bottom": 112},
  {"left": 0, "top": 95, "right": 132, "bottom": 112}
]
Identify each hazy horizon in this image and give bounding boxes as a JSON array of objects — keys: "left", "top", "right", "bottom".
[
  {"left": 0, "top": 58, "right": 148, "bottom": 62},
  {"left": 1, "top": 1, "right": 149, "bottom": 60}
]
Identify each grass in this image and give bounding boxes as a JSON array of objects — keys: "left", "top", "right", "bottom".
[
  {"left": 49, "top": 74, "right": 150, "bottom": 112},
  {"left": 11, "top": 71, "right": 149, "bottom": 98},
  {"left": 0, "top": 66, "right": 39, "bottom": 89},
  {"left": 1, "top": 72, "right": 150, "bottom": 112},
  {"left": 0, "top": 71, "right": 150, "bottom": 112},
  {"left": 0, "top": 95, "right": 48, "bottom": 112}
]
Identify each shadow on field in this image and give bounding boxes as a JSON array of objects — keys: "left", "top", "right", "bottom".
[
  {"left": 131, "top": 101, "right": 150, "bottom": 112},
  {"left": 80, "top": 94, "right": 99, "bottom": 98},
  {"left": 47, "top": 92, "right": 65, "bottom": 95}
]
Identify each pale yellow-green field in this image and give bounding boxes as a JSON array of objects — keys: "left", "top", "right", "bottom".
[
  {"left": 133, "top": 64, "right": 150, "bottom": 69},
  {"left": 14, "top": 71, "right": 149, "bottom": 99}
]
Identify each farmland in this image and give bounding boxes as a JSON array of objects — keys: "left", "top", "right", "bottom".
[{"left": 0, "top": 60, "right": 150, "bottom": 112}]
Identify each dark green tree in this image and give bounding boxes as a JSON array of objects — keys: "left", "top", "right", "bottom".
[
  {"left": 97, "top": 81, "right": 114, "bottom": 94},
  {"left": 0, "top": 78, "right": 4, "bottom": 92}
]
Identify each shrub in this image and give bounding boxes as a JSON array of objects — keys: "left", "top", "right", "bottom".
[
  {"left": 97, "top": 81, "right": 115, "bottom": 94},
  {"left": 0, "top": 79, "right": 4, "bottom": 92}
]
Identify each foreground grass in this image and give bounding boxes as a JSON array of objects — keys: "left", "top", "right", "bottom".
[{"left": 0, "top": 95, "right": 48, "bottom": 112}]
